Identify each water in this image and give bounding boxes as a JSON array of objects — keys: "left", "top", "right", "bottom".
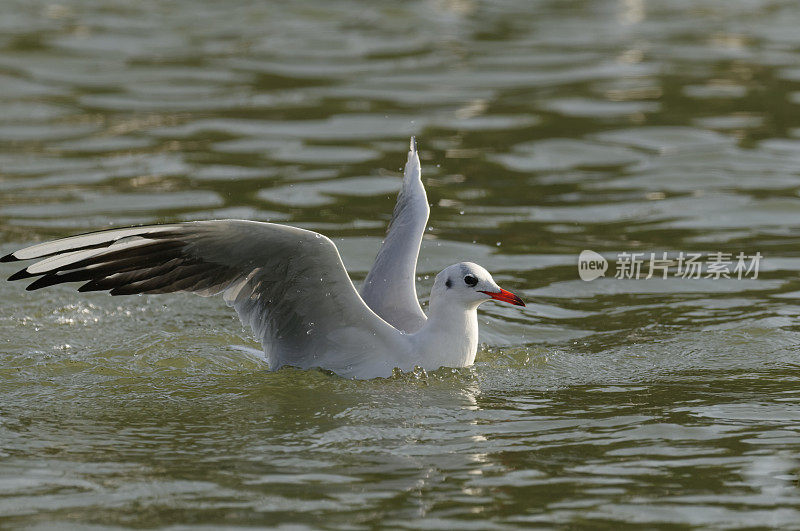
[{"left": 2, "top": 0, "right": 800, "bottom": 527}]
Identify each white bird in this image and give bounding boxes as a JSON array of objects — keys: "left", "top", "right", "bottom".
[{"left": 2, "top": 138, "right": 524, "bottom": 379}]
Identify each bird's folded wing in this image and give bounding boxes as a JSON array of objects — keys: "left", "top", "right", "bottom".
[
  {"left": 2, "top": 220, "right": 402, "bottom": 373},
  {"left": 361, "top": 137, "right": 429, "bottom": 333}
]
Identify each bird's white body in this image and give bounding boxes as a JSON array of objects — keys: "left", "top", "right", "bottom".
[
  {"left": 410, "top": 300, "right": 480, "bottom": 371},
  {"left": 3, "top": 139, "right": 524, "bottom": 379}
]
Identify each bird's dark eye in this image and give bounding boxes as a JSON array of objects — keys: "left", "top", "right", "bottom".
[{"left": 464, "top": 274, "right": 478, "bottom": 287}]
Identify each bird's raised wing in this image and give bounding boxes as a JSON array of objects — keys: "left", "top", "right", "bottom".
[
  {"left": 2, "top": 220, "right": 404, "bottom": 377},
  {"left": 361, "top": 138, "right": 429, "bottom": 333}
]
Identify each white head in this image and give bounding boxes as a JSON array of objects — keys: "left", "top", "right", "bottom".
[{"left": 429, "top": 262, "right": 525, "bottom": 311}]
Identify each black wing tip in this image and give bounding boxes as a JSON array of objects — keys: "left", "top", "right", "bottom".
[
  {"left": 8, "top": 269, "right": 33, "bottom": 281},
  {"left": 78, "top": 281, "right": 104, "bottom": 293},
  {"left": 1, "top": 252, "right": 19, "bottom": 263},
  {"left": 24, "top": 274, "right": 52, "bottom": 291}
]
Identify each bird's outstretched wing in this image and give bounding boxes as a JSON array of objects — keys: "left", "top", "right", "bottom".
[
  {"left": 361, "top": 137, "right": 429, "bottom": 333},
  {"left": 2, "top": 220, "right": 404, "bottom": 376}
]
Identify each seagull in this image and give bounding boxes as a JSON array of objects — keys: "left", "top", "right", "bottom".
[{"left": 2, "top": 138, "right": 524, "bottom": 379}]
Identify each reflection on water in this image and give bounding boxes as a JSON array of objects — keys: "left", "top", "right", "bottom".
[{"left": 2, "top": 0, "right": 800, "bottom": 527}]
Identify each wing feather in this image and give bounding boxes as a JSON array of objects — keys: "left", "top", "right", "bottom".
[
  {"left": 0, "top": 225, "right": 182, "bottom": 262},
  {"left": 5, "top": 220, "right": 405, "bottom": 376},
  {"left": 361, "top": 137, "right": 429, "bottom": 333}
]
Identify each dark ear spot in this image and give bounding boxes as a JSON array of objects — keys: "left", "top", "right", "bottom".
[{"left": 445, "top": 278, "right": 452, "bottom": 289}]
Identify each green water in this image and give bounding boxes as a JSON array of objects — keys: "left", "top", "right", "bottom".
[{"left": 2, "top": 0, "right": 800, "bottom": 528}]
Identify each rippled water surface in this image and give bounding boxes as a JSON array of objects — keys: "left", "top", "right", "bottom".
[{"left": 3, "top": 0, "right": 800, "bottom": 528}]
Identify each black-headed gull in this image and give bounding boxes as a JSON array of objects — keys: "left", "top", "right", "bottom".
[{"left": 2, "top": 138, "right": 524, "bottom": 379}]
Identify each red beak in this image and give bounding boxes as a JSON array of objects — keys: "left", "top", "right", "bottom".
[{"left": 479, "top": 288, "right": 525, "bottom": 306}]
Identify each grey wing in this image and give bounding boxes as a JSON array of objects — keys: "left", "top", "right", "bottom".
[
  {"left": 2, "top": 220, "right": 403, "bottom": 376},
  {"left": 361, "top": 137, "right": 429, "bottom": 333}
]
